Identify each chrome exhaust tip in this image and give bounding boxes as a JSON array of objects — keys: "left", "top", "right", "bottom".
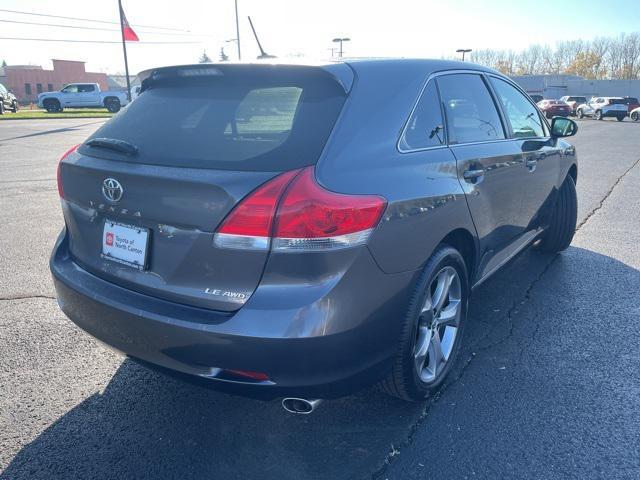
[{"left": 281, "top": 397, "right": 323, "bottom": 414}]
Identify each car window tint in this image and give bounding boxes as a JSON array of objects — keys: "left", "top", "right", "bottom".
[
  {"left": 225, "top": 87, "right": 302, "bottom": 135},
  {"left": 437, "top": 74, "right": 505, "bottom": 144},
  {"left": 400, "top": 81, "right": 445, "bottom": 150},
  {"left": 63, "top": 85, "right": 79, "bottom": 93},
  {"left": 79, "top": 84, "right": 95, "bottom": 92},
  {"left": 84, "top": 67, "right": 347, "bottom": 171},
  {"left": 490, "top": 77, "right": 545, "bottom": 139}
]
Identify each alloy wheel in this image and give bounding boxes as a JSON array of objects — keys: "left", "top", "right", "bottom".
[{"left": 413, "top": 266, "right": 462, "bottom": 384}]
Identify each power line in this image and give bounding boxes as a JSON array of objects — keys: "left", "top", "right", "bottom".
[
  {"left": 0, "top": 8, "right": 189, "bottom": 32},
  {"left": 0, "top": 18, "right": 216, "bottom": 37},
  {"left": 0, "top": 36, "right": 201, "bottom": 44}
]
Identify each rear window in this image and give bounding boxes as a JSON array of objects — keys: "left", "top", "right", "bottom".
[{"left": 82, "top": 66, "right": 347, "bottom": 171}]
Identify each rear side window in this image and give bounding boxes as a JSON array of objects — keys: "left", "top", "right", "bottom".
[
  {"left": 84, "top": 67, "right": 347, "bottom": 171},
  {"left": 399, "top": 81, "right": 445, "bottom": 150},
  {"left": 489, "top": 77, "right": 545, "bottom": 139},
  {"left": 436, "top": 74, "right": 505, "bottom": 144}
]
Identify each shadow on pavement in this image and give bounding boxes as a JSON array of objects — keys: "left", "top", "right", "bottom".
[{"left": 2, "top": 246, "right": 638, "bottom": 480}]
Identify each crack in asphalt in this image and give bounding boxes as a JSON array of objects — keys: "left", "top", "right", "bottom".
[
  {"left": 0, "top": 294, "right": 56, "bottom": 302},
  {"left": 0, "top": 178, "right": 56, "bottom": 184},
  {"left": 371, "top": 159, "right": 640, "bottom": 480},
  {"left": 576, "top": 156, "right": 640, "bottom": 231}
]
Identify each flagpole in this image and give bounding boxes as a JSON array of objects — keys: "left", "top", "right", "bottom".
[
  {"left": 118, "top": 0, "right": 132, "bottom": 102},
  {"left": 234, "top": 0, "right": 241, "bottom": 61}
]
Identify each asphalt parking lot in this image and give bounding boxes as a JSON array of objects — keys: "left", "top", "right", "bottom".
[{"left": 1, "top": 117, "right": 639, "bottom": 479}]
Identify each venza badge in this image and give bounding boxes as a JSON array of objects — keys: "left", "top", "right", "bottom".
[{"left": 102, "top": 178, "right": 124, "bottom": 202}]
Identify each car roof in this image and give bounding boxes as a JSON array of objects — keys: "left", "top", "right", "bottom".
[{"left": 138, "top": 58, "right": 504, "bottom": 95}]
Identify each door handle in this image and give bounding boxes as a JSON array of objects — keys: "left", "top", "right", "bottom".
[{"left": 463, "top": 168, "right": 485, "bottom": 182}]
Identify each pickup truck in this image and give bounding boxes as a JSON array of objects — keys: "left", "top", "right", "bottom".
[{"left": 37, "top": 83, "right": 129, "bottom": 113}]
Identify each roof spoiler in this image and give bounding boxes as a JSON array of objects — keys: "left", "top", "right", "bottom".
[{"left": 137, "top": 62, "right": 354, "bottom": 95}]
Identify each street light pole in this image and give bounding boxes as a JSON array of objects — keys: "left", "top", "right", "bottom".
[
  {"left": 234, "top": 0, "right": 241, "bottom": 61},
  {"left": 332, "top": 37, "right": 351, "bottom": 58},
  {"left": 456, "top": 48, "right": 472, "bottom": 61}
]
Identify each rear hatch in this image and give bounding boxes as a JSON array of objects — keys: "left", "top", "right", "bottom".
[{"left": 59, "top": 64, "right": 349, "bottom": 311}]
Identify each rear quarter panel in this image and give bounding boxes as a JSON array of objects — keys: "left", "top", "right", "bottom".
[{"left": 316, "top": 61, "right": 478, "bottom": 274}]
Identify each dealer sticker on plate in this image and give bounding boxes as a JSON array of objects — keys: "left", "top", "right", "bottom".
[{"left": 101, "top": 220, "right": 149, "bottom": 270}]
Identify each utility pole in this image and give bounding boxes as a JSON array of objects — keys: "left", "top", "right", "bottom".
[
  {"left": 234, "top": 0, "right": 241, "bottom": 60},
  {"left": 117, "top": 0, "right": 132, "bottom": 101},
  {"left": 456, "top": 48, "right": 472, "bottom": 61},
  {"left": 332, "top": 37, "right": 350, "bottom": 58}
]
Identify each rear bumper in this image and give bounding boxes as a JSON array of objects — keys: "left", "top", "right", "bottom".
[{"left": 50, "top": 229, "right": 416, "bottom": 399}]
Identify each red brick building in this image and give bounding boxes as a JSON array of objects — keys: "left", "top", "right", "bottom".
[{"left": 0, "top": 59, "right": 109, "bottom": 103}]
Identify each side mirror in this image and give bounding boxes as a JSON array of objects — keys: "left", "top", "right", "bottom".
[{"left": 550, "top": 117, "right": 578, "bottom": 138}]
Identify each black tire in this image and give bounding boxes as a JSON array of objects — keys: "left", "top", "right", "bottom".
[
  {"left": 594, "top": 110, "right": 603, "bottom": 120},
  {"left": 537, "top": 175, "right": 577, "bottom": 253},
  {"left": 11, "top": 101, "right": 18, "bottom": 113},
  {"left": 381, "top": 245, "right": 469, "bottom": 401},
  {"left": 105, "top": 98, "right": 121, "bottom": 113},
  {"left": 0, "top": 102, "right": 4, "bottom": 115},
  {"left": 616, "top": 115, "right": 625, "bottom": 122},
  {"left": 576, "top": 109, "right": 584, "bottom": 119},
  {"left": 631, "top": 111, "right": 639, "bottom": 122},
  {"left": 44, "top": 99, "right": 61, "bottom": 113}
]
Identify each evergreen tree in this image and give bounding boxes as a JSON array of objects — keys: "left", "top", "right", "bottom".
[{"left": 198, "top": 51, "right": 212, "bottom": 63}]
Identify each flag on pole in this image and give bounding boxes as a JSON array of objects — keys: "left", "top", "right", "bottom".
[{"left": 119, "top": 3, "right": 139, "bottom": 41}]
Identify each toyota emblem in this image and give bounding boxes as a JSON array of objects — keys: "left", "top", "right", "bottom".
[{"left": 102, "top": 178, "right": 124, "bottom": 202}]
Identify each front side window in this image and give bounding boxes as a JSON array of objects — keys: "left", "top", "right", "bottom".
[
  {"left": 399, "top": 81, "right": 445, "bottom": 150},
  {"left": 436, "top": 74, "right": 505, "bottom": 144},
  {"left": 62, "top": 85, "right": 79, "bottom": 93},
  {"left": 490, "top": 77, "right": 545, "bottom": 139}
]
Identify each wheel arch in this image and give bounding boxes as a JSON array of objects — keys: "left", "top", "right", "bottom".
[
  {"left": 103, "top": 96, "right": 120, "bottom": 106},
  {"left": 568, "top": 163, "right": 578, "bottom": 185},
  {"left": 438, "top": 228, "right": 478, "bottom": 285}
]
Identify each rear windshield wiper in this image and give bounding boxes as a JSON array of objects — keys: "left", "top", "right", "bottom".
[{"left": 85, "top": 137, "right": 138, "bottom": 156}]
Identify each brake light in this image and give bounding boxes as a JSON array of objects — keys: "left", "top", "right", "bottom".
[
  {"left": 273, "top": 168, "right": 387, "bottom": 251},
  {"left": 214, "top": 169, "right": 300, "bottom": 250},
  {"left": 57, "top": 144, "right": 80, "bottom": 198},
  {"left": 214, "top": 166, "right": 387, "bottom": 252}
]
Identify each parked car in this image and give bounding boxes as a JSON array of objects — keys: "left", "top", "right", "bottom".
[
  {"left": 37, "top": 83, "right": 129, "bottom": 113},
  {"left": 630, "top": 106, "right": 640, "bottom": 121},
  {"left": 0, "top": 82, "right": 19, "bottom": 114},
  {"left": 529, "top": 94, "right": 544, "bottom": 103},
  {"left": 559, "top": 95, "right": 587, "bottom": 115},
  {"left": 537, "top": 99, "right": 571, "bottom": 118},
  {"left": 50, "top": 60, "right": 578, "bottom": 413},
  {"left": 621, "top": 96, "right": 640, "bottom": 115},
  {"left": 576, "top": 97, "right": 628, "bottom": 121}
]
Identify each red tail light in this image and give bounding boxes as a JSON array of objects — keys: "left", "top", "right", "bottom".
[
  {"left": 214, "top": 166, "right": 387, "bottom": 252},
  {"left": 214, "top": 169, "right": 300, "bottom": 250},
  {"left": 57, "top": 144, "right": 80, "bottom": 198}
]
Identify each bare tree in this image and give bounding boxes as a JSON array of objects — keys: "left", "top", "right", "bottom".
[{"left": 464, "top": 33, "right": 639, "bottom": 79}]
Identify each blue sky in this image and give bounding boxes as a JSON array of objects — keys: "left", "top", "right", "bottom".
[{"left": 1, "top": 0, "right": 639, "bottom": 74}]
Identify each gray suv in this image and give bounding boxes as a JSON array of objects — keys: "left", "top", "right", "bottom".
[{"left": 51, "top": 60, "right": 578, "bottom": 412}]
